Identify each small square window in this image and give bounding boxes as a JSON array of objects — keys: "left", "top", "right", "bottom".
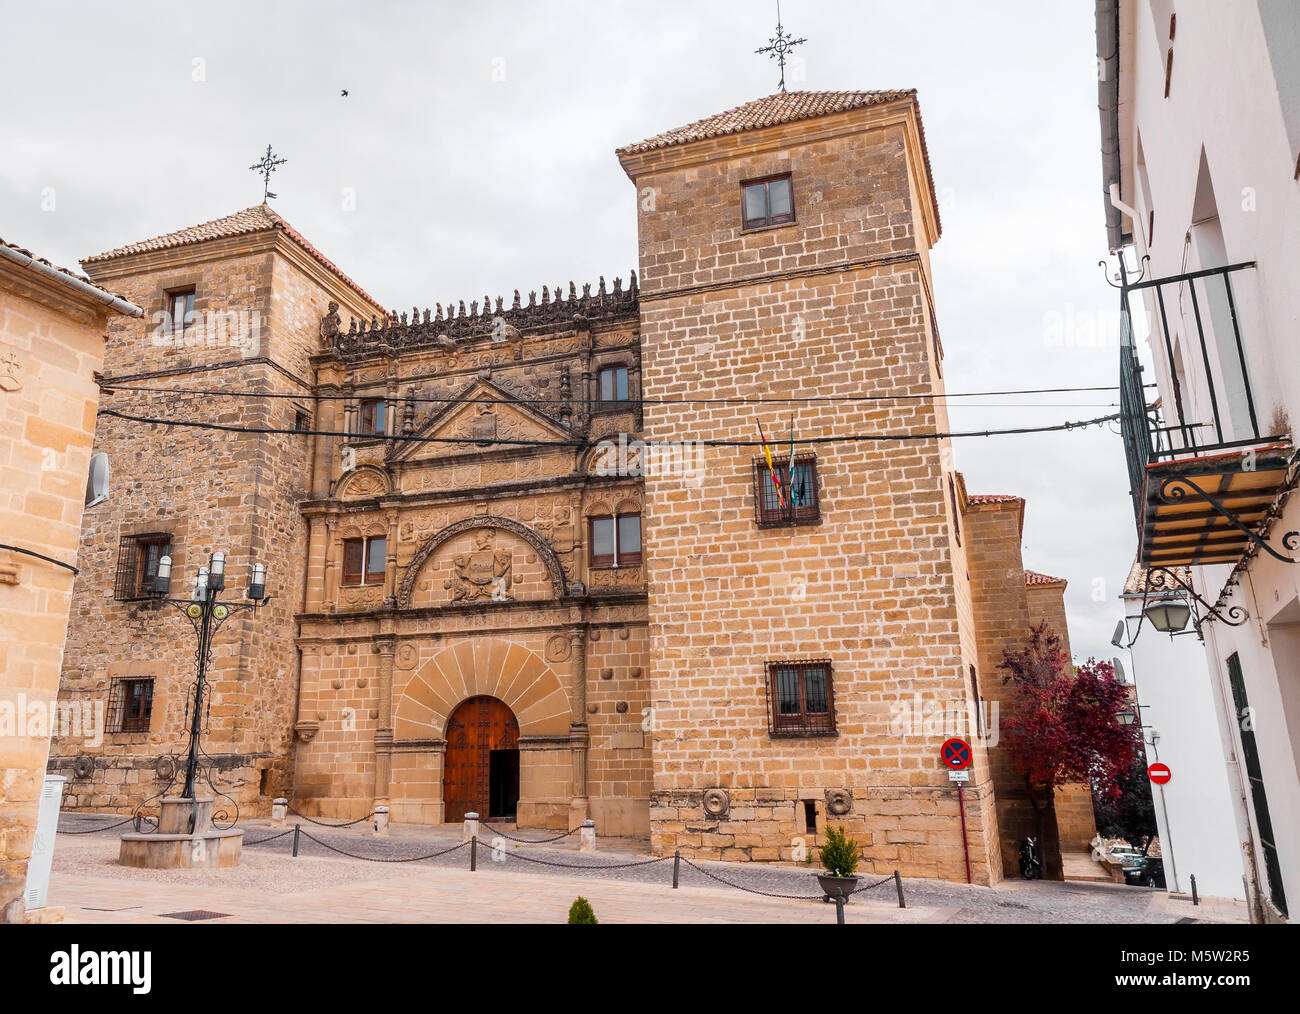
[
  {"left": 765, "top": 660, "right": 836, "bottom": 737},
  {"left": 294, "top": 409, "right": 311, "bottom": 432},
  {"left": 754, "top": 454, "right": 820, "bottom": 527},
  {"left": 589, "top": 514, "right": 642, "bottom": 568},
  {"left": 109, "top": 677, "right": 154, "bottom": 733},
  {"left": 741, "top": 174, "right": 795, "bottom": 230}
]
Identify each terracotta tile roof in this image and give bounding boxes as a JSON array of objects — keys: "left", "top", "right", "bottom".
[
  {"left": 1025, "top": 569, "right": 1067, "bottom": 587},
  {"left": 966, "top": 494, "right": 1024, "bottom": 506},
  {"left": 82, "top": 205, "right": 382, "bottom": 310},
  {"left": 0, "top": 236, "right": 134, "bottom": 306},
  {"left": 1121, "top": 557, "right": 1190, "bottom": 597},
  {"left": 617, "top": 89, "right": 941, "bottom": 238}
]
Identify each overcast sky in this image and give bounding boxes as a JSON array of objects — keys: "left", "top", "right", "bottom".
[{"left": 0, "top": 0, "right": 1140, "bottom": 665}]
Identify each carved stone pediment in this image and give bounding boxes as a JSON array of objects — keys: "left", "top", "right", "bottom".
[{"left": 390, "top": 377, "right": 572, "bottom": 464}]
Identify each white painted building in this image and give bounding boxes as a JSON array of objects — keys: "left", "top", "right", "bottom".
[
  {"left": 1118, "top": 564, "right": 1248, "bottom": 900},
  {"left": 1098, "top": 0, "right": 1300, "bottom": 922}
]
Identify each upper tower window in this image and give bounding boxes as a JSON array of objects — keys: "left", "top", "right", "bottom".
[
  {"left": 741, "top": 174, "right": 795, "bottom": 230},
  {"left": 166, "top": 288, "right": 196, "bottom": 334}
]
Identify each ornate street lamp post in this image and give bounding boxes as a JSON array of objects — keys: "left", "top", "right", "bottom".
[{"left": 150, "top": 552, "right": 269, "bottom": 828}]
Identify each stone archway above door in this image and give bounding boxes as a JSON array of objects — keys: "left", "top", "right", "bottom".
[{"left": 393, "top": 637, "right": 571, "bottom": 744}]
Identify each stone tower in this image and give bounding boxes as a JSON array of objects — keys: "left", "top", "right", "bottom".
[
  {"left": 618, "top": 91, "right": 1003, "bottom": 881},
  {"left": 50, "top": 206, "right": 382, "bottom": 814}
]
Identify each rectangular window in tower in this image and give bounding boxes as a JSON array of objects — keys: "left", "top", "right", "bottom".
[
  {"left": 589, "top": 514, "right": 642, "bottom": 568},
  {"left": 765, "top": 659, "right": 836, "bottom": 737},
  {"left": 741, "top": 174, "right": 795, "bottom": 230},
  {"left": 114, "top": 533, "right": 171, "bottom": 601},
  {"left": 358, "top": 398, "right": 386, "bottom": 436},
  {"left": 754, "top": 454, "right": 820, "bottom": 527},
  {"left": 108, "top": 677, "right": 154, "bottom": 733},
  {"left": 166, "top": 288, "right": 196, "bottom": 335}
]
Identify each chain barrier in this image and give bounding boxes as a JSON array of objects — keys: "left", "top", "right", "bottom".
[
  {"left": 57, "top": 815, "right": 155, "bottom": 835},
  {"left": 850, "top": 873, "right": 897, "bottom": 896},
  {"left": 492, "top": 848, "right": 673, "bottom": 871},
  {"left": 285, "top": 803, "right": 376, "bottom": 828},
  {"left": 289, "top": 830, "right": 470, "bottom": 864},
  {"left": 240, "top": 828, "right": 297, "bottom": 846},
  {"left": 680, "top": 857, "right": 825, "bottom": 900},
  {"left": 475, "top": 817, "right": 582, "bottom": 844}
]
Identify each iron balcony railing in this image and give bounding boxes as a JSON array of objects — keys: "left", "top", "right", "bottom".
[{"left": 1118, "top": 261, "right": 1281, "bottom": 520}]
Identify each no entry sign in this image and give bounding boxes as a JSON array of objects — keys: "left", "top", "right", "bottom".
[
  {"left": 941, "top": 737, "right": 972, "bottom": 770},
  {"left": 1148, "top": 762, "right": 1172, "bottom": 785}
]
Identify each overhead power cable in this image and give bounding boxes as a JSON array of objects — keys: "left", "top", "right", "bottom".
[
  {"left": 98, "top": 381, "right": 1151, "bottom": 407},
  {"left": 97, "top": 407, "right": 1122, "bottom": 448}
]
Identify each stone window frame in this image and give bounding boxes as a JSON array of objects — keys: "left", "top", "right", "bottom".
[
  {"left": 342, "top": 534, "right": 387, "bottom": 586},
  {"left": 356, "top": 397, "right": 387, "bottom": 437},
  {"left": 113, "top": 531, "right": 172, "bottom": 602},
  {"left": 764, "top": 658, "right": 837, "bottom": 738},
  {"left": 293, "top": 405, "right": 312, "bottom": 432},
  {"left": 591, "top": 355, "right": 637, "bottom": 415},
  {"left": 161, "top": 283, "right": 199, "bottom": 337},
  {"left": 107, "top": 676, "right": 155, "bottom": 734},
  {"left": 740, "top": 172, "right": 797, "bottom": 232},
  {"left": 588, "top": 512, "right": 642, "bottom": 569},
  {"left": 752, "top": 453, "right": 821, "bottom": 528}
]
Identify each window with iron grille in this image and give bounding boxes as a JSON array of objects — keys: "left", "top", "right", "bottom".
[
  {"left": 753, "top": 454, "right": 820, "bottom": 527},
  {"left": 741, "top": 174, "right": 795, "bottom": 230},
  {"left": 342, "top": 536, "right": 386, "bottom": 586},
  {"left": 108, "top": 677, "right": 154, "bottom": 733},
  {"left": 765, "top": 659, "right": 836, "bottom": 737},
  {"left": 294, "top": 408, "right": 311, "bottom": 432},
  {"left": 114, "top": 533, "right": 171, "bottom": 601}
]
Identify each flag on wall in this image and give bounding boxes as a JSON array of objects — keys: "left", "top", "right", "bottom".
[{"left": 756, "top": 418, "right": 785, "bottom": 508}]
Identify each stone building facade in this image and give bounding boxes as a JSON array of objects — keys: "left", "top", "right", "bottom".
[
  {"left": 49, "top": 90, "right": 1091, "bottom": 880},
  {"left": 0, "top": 237, "right": 140, "bottom": 921}
]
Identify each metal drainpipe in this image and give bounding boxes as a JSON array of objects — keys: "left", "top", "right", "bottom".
[{"left": 0, "top": 244, "right": 142, "bottom": 317}]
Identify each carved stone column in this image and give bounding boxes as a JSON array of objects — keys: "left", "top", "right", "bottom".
[
  {"left": 304, "top": 516, "right": 327, "bottom": 612},
  {"left": 373, "top": 634, "right": 396, "bottom": 808},
  {"left": 383, "top": 508, "right": 399, "bottom": 607},
  {"left": 323, "top": 517, "right": 339, "bottom": 612},
  {"left": 568, "top": 626, "right": 590, "bottom": 829}
]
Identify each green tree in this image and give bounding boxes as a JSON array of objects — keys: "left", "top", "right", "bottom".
[{"left": 567, "top": 896, "right": 598, "bottom": 924}]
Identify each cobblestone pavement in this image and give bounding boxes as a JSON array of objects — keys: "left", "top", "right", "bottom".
[{"left": 48, "top": 813, "right": 1241, "bottom": 924}]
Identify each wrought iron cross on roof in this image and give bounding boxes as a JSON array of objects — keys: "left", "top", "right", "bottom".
[
  {"left": 249, "top": 144, "right": 287, "bottom": 202},
  {"left": 756, "top": 1, "right": 806, "bottom": 92}
]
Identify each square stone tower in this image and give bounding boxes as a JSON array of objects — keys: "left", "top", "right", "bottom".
[
  {"left": 51, "top": 206, "right": 382, "bottom": 815},
  {"left": 618, "top": 91, "right": 1002, "bottom": 881}
]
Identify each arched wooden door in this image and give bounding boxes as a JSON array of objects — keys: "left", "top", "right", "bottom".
[{"left": 443, "top": 696, "right": 520, "bottom": 822}]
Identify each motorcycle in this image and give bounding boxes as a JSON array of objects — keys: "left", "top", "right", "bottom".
[{"left": 1018, "top": 836, "right": 1042, "bottom": 880}]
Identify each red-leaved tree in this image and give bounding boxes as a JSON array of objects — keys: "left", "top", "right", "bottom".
[{"left": 999, "top": 622, "right": 1141, "bottom": 879}]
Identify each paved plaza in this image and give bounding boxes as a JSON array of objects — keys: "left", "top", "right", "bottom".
[{"left": 42, "top": 814, "right": 1248, "bottom": 925}]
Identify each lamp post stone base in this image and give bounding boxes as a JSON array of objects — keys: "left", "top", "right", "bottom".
[{"left": 118, "top": 797, "right": 243, "bottom": 870}]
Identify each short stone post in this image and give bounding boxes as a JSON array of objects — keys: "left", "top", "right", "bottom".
[
  {"left": 373, "top": 805, "right": 389, "bottom": 836},
  {"left": 894, "top": 869, "right": 906, "bottom": 909},
  {"left": 463, "top": 812, "right": 479, "bottom": 843},
  {"left": 835, "top": 888, "right": 846, "bottom": 925},
  {"left": 579, "top": 819, "right": 597, "bottom": 853},
  {"left": 271, "top": 798, "right": 288, "bottom": 826}
]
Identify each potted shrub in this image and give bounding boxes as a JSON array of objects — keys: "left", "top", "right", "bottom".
[{"left": 815, "top": 825, "right": 860, "bottom": 902}]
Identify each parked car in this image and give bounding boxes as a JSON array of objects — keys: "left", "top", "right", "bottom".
[
  {"left": 1106, "top": 844, "right": 1143, "bottom": 863},
  {"left": 1120, "top": 853, "right": 1165, "bottom": 888}
]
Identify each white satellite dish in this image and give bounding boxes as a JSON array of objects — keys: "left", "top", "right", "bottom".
[
  {"left": 1111, "top": 657, "right": 1127, "bottom": 682},
  {"left": 84, "top": 452, "right": 109, "bottom": 507},
  {"left": 1110, "top": 620, "right": 1126, "bottom": 648}
]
